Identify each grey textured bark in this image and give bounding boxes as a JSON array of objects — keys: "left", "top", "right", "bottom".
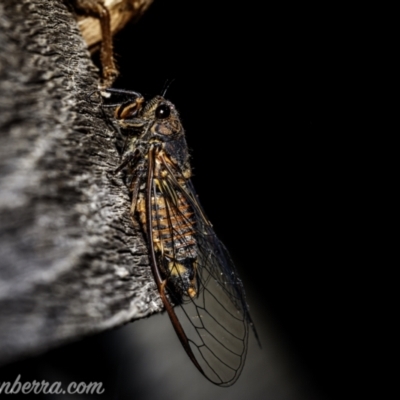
[{"left": 0, "top": 0, "right": 160, "bottom": 367}]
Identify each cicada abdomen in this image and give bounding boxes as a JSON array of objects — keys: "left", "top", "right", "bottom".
[{"left": 136, "top": 152, "right": 199, "bottom": 300}]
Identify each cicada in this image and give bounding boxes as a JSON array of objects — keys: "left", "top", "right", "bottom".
[{"left": 107, "top": 88, "right": 259, "bottom": 386}]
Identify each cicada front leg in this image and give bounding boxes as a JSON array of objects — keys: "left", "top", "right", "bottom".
[{"left": 71, "top": 0, "right": 118, "bottom": 87}]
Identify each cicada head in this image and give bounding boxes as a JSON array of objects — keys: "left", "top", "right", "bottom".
[{"left": 140, "top": 96, "right": 184, "bottom": 142}]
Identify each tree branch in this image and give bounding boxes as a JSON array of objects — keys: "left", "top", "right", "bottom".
[{"left": 0, "top": 0, "right": 159, "bottom": 367}]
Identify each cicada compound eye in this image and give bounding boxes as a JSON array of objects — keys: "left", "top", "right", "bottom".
[{"left": 155, "top": 103, "right": 171, "bottom": 119}]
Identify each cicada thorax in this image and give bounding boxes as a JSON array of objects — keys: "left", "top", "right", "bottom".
[{"left": 136, "top": 150, "right": 199, "bottom": 300}]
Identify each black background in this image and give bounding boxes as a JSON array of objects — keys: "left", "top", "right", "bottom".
[
  {"left": 112, "top": 2, "right": 354, "bottom": 399},
  {"left": 110, "top": 1, "right": 350, "bottom": 398},
  {"left": 1, "top": 1, "right": 355, "bottom": 399}
]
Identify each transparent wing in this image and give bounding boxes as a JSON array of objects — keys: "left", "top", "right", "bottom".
[
  {"left": 154, "top": 165, "right": 255, "bottom": 386},
  {"left": 174, "top": 232, "right": 251, "bottom": 386}
]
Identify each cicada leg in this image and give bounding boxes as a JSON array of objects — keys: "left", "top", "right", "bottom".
[{"left": 71, "top": 0, "right": 118, "bottom": 87}]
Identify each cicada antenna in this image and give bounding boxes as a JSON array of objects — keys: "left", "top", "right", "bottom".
[{"left": 161, "top": 78, "right": 176, "bottom": 97}]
